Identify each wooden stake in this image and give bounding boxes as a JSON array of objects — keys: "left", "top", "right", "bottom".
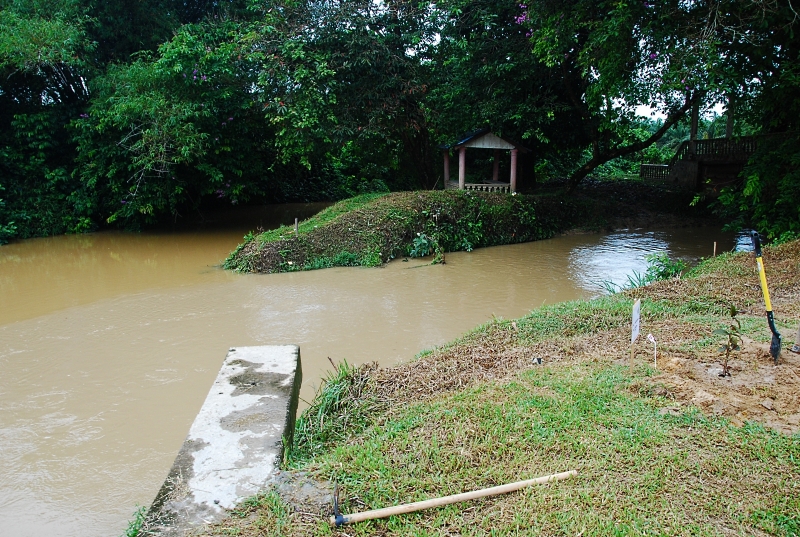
[
  {"left": 294, "top": 218, "right": 299, "bottom": 238},
  {"left": 630, "top": 345, "right": 635, "bottom": 373},
  {"left": 330, "top": 470, "right": 577, "bottom": 526},
  {"left": 630, "top": 299, "right": 641, "bottom": 373},
  {"left": 647, "top": 333, "right": 657, "bottom": 368},
  {"left": 713, "top": 241, "right": 717, "bottom": 257}
]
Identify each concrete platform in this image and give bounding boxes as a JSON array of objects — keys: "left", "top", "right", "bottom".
[{"left": 143, "top": 345, "right": 302, "bottom": 536}]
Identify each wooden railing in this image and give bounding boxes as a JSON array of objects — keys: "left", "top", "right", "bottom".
[
  {"left": 696, "top": 137, "right": 758, "bottom": 157},
  {"left": 464, "top": 183, "right": 511, "bottom": 193},
  {"left": 640, "top": 133, "right": 790, "bottom": 185},
  {"left": 669, "top": 136, "right": 761, "bottom": 165},
  {"left": 639, "top": 164, "right": 670, "bottom": 180}
]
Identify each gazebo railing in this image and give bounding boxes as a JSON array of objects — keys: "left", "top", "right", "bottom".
[{"left": 463, "top": 183, "right": 511, "bottom": 193}]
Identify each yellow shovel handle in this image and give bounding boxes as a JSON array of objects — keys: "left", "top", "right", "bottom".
[{"left": 756, "top": 256, "right": 773, "bottom": 312}]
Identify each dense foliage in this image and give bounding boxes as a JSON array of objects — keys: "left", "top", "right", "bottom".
[{"left": 1, "top": 0, "right": 798, "bottom": 243}]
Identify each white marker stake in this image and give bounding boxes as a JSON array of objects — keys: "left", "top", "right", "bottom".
[
  {"left": 647, "top": 333, "right": 657, "bottom": 368},
  {"left": 631, "top": 299, "right": 641, "bottom": 370}
]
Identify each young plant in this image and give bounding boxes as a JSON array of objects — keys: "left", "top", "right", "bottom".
[
  {"left": 410, "top": 232, "right": 433, "bottom": 257},
  {"left": 713, "top": 305, "right": 742, "bottom": 377},
  {"left": 644, "top": 252, "right": 688, "bottom": 281}
]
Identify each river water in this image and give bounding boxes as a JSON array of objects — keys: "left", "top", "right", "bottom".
[{"left": 0, "top": 206, "right": 739, "bottom": 537}]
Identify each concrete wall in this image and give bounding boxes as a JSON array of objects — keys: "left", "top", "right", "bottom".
[
  {"left": 669, "top": 160, "right": 700, "bottom": 190},
  {"left": 143, "top": 345, "right": 302, "bottom": 536}
]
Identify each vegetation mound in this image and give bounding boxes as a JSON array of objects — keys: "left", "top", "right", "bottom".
[{"left": 223, "top": 183, "right": 707, "bottom": 273}]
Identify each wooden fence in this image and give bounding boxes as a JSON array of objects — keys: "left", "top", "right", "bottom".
[
  {"left": 639, "top": 164, "right": 671, "bottom": 180},
  {"left": 464, "top": 183, "right": 511, "bottom": 193}
]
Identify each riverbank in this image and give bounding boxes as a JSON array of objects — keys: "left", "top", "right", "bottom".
[
  {"left": 223, "top": 181, "right": 713, "bottom": 273},
  {"left": 193, "top": 239, "right": 800, "bottom": 536}
]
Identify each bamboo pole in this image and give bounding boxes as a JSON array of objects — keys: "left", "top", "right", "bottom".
[{"left": 330, "top": 470, "right": 577, "bottom": 526}]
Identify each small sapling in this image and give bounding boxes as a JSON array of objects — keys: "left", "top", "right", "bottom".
[{"left": 712, "top": 305, "right": 742, "bottom": 377}]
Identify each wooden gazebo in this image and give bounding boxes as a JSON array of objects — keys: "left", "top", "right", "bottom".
[{"left": 441, "top": 129, "right": 530, "bottom": 193}]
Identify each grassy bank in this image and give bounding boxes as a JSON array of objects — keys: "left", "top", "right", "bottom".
[
  {"left": 192, "top": 240, "right": 800, "bottom": 536},
  {"left": 223, "top": 182, "right": 707, "bottom": 273}
]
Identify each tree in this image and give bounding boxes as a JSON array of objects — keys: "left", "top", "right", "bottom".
[
  {"left": 0, "top": 0, "right": 281, "bottom": 233},
  {"left": 429, "top": 0, "right": 587, "bottom": 177},
  {"left": 0, "top": 1, "right": 96, "bottom": 237},
  {"left": 516, "top": 0, "right": 732, "bottom": 189},
  {"left": 75, "top": 18, "right": 287, "bottom": 224},
  {"left": 708, "top": 1, "right": 800, "bottom": 239},
  {"left": 262, "top": 0, "right": 435, "bottom": 188}
]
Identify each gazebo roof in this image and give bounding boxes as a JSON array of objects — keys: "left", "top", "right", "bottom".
[{"left": 440, "top": 128, "right": 530, "bottom": 152}]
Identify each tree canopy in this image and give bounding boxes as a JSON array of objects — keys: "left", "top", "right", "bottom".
[{"left": 1, "top": 0, "right": 798, "bottom": 243}]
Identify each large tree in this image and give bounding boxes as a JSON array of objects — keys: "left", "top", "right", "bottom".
[
  {"left": 274, "top": 0, "right": 440, "bottom": 189},
  {"left": 429, "top": 0, "right": 588, "bottom": 176},
  {"left": 0, "top": 0, "right": 266, "bottom": 236},
  {"left": 516, "top": 0, "right": 732, "bottom": 189},
  {"left": 708, "top": 1, "right": 800, "bottom": 239},
  {"left": 0, "top": 1, "right": 96, "bottom": 239}
]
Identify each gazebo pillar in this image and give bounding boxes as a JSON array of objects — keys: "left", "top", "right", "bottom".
[
  {"left": 510, "top": 149, "right": 519, "bottom": 193},
  {"left": 492, "top": 150, "right": 500, "bottom": 182},
  {"left": 458, "top": 146, "right": 466, "bottom": 190},
  {"left": 442, "top": 150, "right": 450, "bottom": 189}
]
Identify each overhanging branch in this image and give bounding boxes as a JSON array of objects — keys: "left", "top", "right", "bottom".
[{"left": 567, "top": 91, "right": 705, "bottom": 191}]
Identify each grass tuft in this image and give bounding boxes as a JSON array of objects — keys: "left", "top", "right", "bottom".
[
  {"left": 120, "top": 506, "right": 146, "bottom": 537},
  {"left": 290, "top": 360, "right": 382, "bottom": 466}
]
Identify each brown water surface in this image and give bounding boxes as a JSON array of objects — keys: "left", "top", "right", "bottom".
[{"left": 0, "top": 213, "right": 739, "bottom": 537}]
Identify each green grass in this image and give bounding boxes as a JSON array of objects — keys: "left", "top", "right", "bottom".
[
  {"left": 430, "top": 294, "right": 733, "bottom": 355},
  {"left": 227, "top": 490, "right": 293, "bottom": 536},
  {"left": 292, "top": 362, "right": 799, "bottom": 536},
  {"left": 290, "top": 360, "right": 380, "bottom": 465},
  {"left": 223, "top": 190, "right": 578, "bottom": 273},
  {"left": 684, "top": 251, "right": 751, "bottom": 279},
  {"left": 255, "top": 193, "right": 389, "bottom": 244},
  {"left": 120, "top": 506, "right": 146, "bottom": 537},
  {"left": 222, "top": 194, "right": 388, "bottom": 270}
]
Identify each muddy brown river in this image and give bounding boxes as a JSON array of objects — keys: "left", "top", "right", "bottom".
[{"left": 0, "top": 206, "right": 740, "bottom": 537}]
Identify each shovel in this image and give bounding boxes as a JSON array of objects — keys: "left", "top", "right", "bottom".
[{"left": 751, "top": 231, "right": 782, "bottom": 364}]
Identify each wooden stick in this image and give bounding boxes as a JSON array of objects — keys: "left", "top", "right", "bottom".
[
  {"left": 330, "top": 470, "right": 577, "bottom": 526},
  {"left": 630, "top": 345, "right": 635, "bottom": 373}
]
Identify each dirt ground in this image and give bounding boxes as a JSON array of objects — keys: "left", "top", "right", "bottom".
[
  {"left": 633, "top": 238, "right": 800, "bottom": 434},
  {"left": 645, "top": 339, "right": 800, "bottom": 434},
  {"left": 373, "top": 323, "right": 800, "bottom": 436}
]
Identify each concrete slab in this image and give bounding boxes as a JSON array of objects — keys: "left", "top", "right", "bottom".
[{"left": 143, "top": 345, "right": 301, "bottom": 536}]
